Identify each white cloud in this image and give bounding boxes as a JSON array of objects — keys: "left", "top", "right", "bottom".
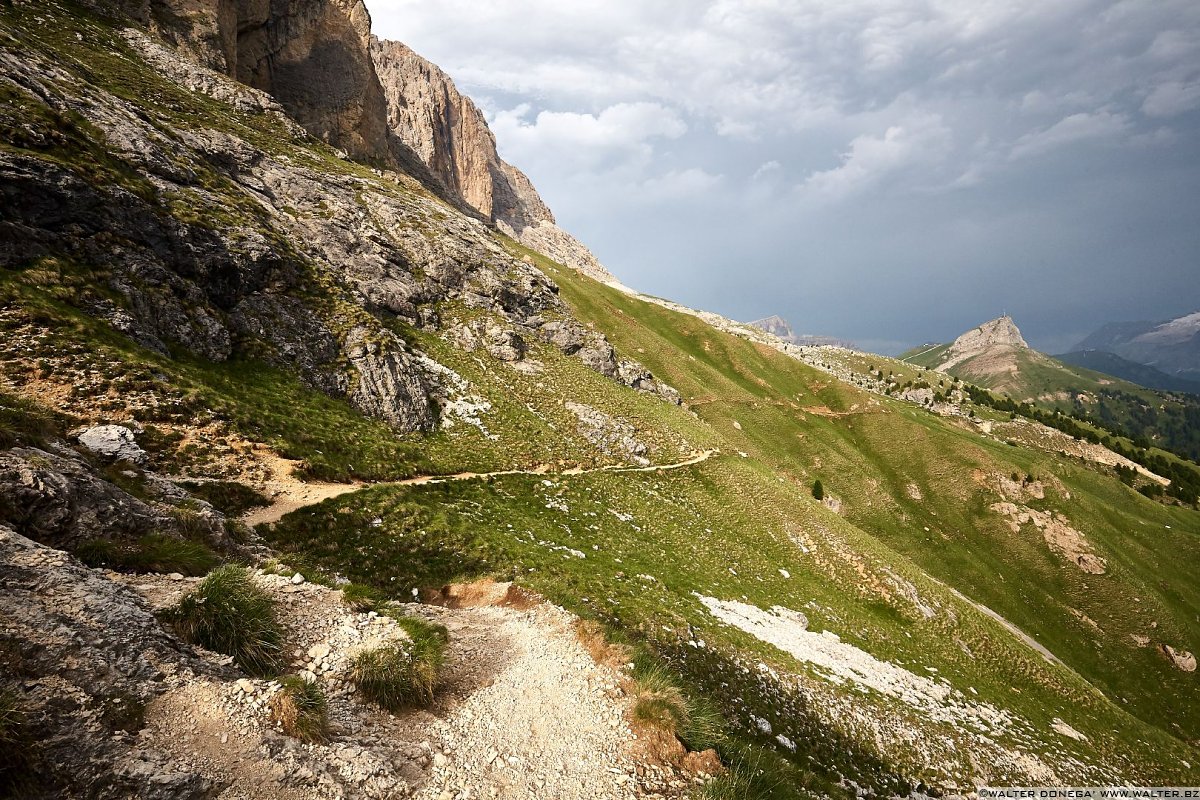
[
  {"left": 801, "top": 115, "right": 950, "bottom": 201},
  {"left": 752, "top": 160, "right": 782, "bottom": 181},
  {"left": 634, "top": 168, "right": 724, "bottom": 202},
  {"left": 488, "top": 102, "right": 686, "bottom": 171},
  {"left": 1009, "top": 111, "right": 1132, "bottom": 159},
  {"left": 1142, "top": 81, "right": 1200, "bottom": 117}
]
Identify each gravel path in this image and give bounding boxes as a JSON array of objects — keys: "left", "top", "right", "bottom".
[
  {"left": 397, "top": 603, "right": 664, "bottom": 800},
  {"left": 120, "top": 572, "right": 693, "bottom": 799}
]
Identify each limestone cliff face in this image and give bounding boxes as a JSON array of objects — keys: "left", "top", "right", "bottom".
[
  {"left": 139, "top": 0, "right": 393, "bottom": 165},
  {"left": 370, "top": 37, "right": 549, "bottom": 230},
  {"left": 370, "top": 38, "right": 619, "bottom": 284}
]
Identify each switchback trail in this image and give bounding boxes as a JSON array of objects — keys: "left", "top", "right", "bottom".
[{"left": 242, "top": 449, "right": 720, "bottom": 527}]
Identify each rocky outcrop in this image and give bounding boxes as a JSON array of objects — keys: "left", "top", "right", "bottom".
[
  {"left": 0, "top": 525, "right": 233, "bottom": 797},
  {"left": 0, "top": 25, "right": 675, "bottom": 432},
  {"left": 940, "top": 315, "right": 1029, "bottom": 371},
  {"left": 565, "top": 402, "right": 649, "bottom": 465},
  {"left": 0, "top": 445, "right": 231, "bottom": 553},
  {"left": 370, "top": 38, "right": 620, "bottom": 284}
]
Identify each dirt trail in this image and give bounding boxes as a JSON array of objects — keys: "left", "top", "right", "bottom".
[
  {"left": 244, "top": 449, "right": 719, "bottom": 527},
  {"left": 124, "top": 572, "right": 692, "bottom": 799},
  {"left": 398, "top": 603, "right": 678, "bottom": 799}
]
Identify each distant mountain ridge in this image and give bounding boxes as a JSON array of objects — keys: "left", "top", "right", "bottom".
[
  {"left": 748, "top": 315, "right": 855, "bottom": 348},
  {"left": 903, "top": 315, "right": 1200, "bottom": 462},
  {"left": 1073, "top": 310, "right": 1200, "bottom": 382}
]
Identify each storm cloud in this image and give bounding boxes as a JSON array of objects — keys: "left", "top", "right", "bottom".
[{"left": 369, "top": 0, "right": 1200, "bottom": 354}]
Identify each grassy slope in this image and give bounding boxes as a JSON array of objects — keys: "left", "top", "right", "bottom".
[
  {"left": 902, "top": 340, "right": 1200, "bottom": 461},
  {"left": 3, "top": 3, "right": 1198, "bottom": 790},
  {"left": 527, "top": 246, "right": 1200, "bottom": 743},
  {"left": 267, "top": 244, "right": 1200, "bottom": 790}
]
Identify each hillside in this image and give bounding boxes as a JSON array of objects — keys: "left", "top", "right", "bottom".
[
  {"left": 1, "top": 2, "right": 1198, "bottom": 798},
  {"left": 903, "top": 317, "right": 1200, "bottom": 464},
  {"left": 1056, "top": 350, "right": 1200, "bottom": 395}
]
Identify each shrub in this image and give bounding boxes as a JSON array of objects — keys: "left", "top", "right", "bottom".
[
  {"left": 351, "top": 614, "right": 448, "bottom": 710},
  {"left": 811, "top": 480, "right": 824, "bottom": 501},
  {"left": 164, "top": 566, "right": 282, "bottom": 676},
  {"left": 269, "top": 675, "right": 328, "bottom": 742},
  {"left": 76, "top": 534, "right": 219, "bottom": 576}
]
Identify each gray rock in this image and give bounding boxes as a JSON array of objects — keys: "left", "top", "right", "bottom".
[
  {"left": 0, "top": 525, "right": 230, "bottom": 797},
  {"left": 76, "top": 425, "right": 148, "bottom": 465},
  {"left": 565, "top": 402, "right": 649, "bottom": 465}
]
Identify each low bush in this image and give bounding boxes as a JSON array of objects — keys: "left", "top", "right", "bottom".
[
  {"left": 269, "top": 675, "right": 328, "bottom": 742},
  {"left": 350, "top": 614, "right": 448, "bottom": 710},
  {"left": 164, "top": 565, "right": 282, "bottom": 675}
]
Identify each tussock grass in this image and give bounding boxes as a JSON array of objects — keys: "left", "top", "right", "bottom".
[
  {"left": 270, "top": 675, "right": 328, "bottom": 742},
  {"left": 76, "top": 534, "right": 220, "bottom": 576},
  {"left": 341, "top": 583, "right": 386, "bottom": 613},
  {"left": 0, "top": 391, "right": 69, "bottom": 449},
  {"left": 630, "top": 656, "right": 726, "bottom": 757},
  {"left": 164, "top": 566, "right": 282, "bottom": 676},
  {"left": 178, "top": 480, "right": 270, "bottom": 517},
  {"left": 350, "top": 614, "right": 448, "bottom": 710},
  {"left": 632, "top": 661, "right": 691, "bottom": 733},
  {"left": 693, "top": 741, "right": 834, "bottom": 800}
]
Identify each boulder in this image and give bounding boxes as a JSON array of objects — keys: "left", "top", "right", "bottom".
[{"left": 76, "top": 424, "right": 147, "bottom": 464}]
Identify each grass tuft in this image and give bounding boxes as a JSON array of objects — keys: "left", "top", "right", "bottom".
[
  {"left": 350, "top": 613, "right": 448, "bottom": 710},
  {"left": 164, "top": 565, "right": 282, "bottom": 676},
  {"left": 0, "top": 688, "right": 34, "bottom": 793},
  {"left": 632, "top": 661, "right": 691, "bottom": 734},
  {"left": 76, "top": 534, "right": 220, "bottom": 576},
  {"left": 179, "top": 480, "right": 270, "bottom": 517},
  {"left": 341, "top": 583, "right": 386, "bottom": 613},
  {"left": 0, "top": 391, "right": 69, "bottom": 449},
  {"left": 269, "top": 675, "right": 328, "bottom": 742}
]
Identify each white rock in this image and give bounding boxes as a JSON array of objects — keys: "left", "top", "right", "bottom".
[
  {"left": 291, "top": 573, "right": 305, "bottom": 585},
  {"left": 76, "top": 425, "right": 147, "bottom": 464}
]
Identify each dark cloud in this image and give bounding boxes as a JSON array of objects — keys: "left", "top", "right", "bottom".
[{"left": 370, "top": 0, "right": 1200, "bottom": 353}]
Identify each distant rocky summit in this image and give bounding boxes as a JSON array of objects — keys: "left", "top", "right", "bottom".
[
  {"left": 1073, "top": 310, "right": 1200, "bottom": 382},
  {"left": 748, "top": 315, "right": 854, "bottom": 348},
  {"left": 940, "top": 315, "right": 1029, "bottom": 371}
]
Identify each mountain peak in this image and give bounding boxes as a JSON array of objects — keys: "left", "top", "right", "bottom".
[
  {"left": 940, "top": 315, "right": 1028, "bottom": 370},
  {"left": 749, "top": 314, "right": 797, "bottom": 341}
]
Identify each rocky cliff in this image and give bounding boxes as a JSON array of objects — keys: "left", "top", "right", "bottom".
[
  {"left": 0, "top": 0, "right": 674, "bottom": 438},
  {"left": 369, "top": 37, "right": 620, "bottom": 285}
]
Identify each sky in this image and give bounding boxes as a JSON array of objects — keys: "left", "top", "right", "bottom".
[{"left": 368, "top": 1, "right": 1200, "bottom": 355}]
